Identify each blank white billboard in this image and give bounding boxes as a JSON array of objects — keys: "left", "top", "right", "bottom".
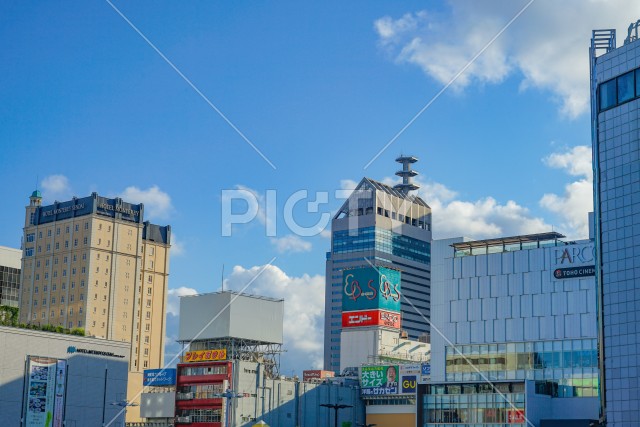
[{"left": 178, "top": 291, "right": 284, "bottom": 344}]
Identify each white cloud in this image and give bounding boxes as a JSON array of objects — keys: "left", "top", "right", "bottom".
[
  {"left": 319, "top": 229, "right": 331, "bottom": 239},
  {"left": 270, "top": 235, "right": 312, "bottom": 254},
  {"left": 225, "top": 264, "right": 325, "bottom": 370},
  {"left": 374, "top": 1, "right": 640, "bottom": 117},
  {"left": 381, "top": 176, "right": 550, "bottom": 240},
  {"left": 119, "top": 185, "right": 173, "bottom": 220},
  {"left": 40, "top": 174, "right": 72, "bottom": 201},
  {"left": 166, "top": 286, "right": 198, "bottom": 317},
  {"left": 170, "top": 232, "right": 185, "bottom": 256},
  {"left": 539, "top": 145, "right": 593, "bottom": 239}
]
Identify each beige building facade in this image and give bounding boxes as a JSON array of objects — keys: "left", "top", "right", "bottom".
[{"left": 19, "top": 190, "right": 170, "bottom": 421}]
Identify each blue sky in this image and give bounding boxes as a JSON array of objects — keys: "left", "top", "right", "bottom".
[{"left": 1, "top": 1, "right": 638, "bottom": 374}]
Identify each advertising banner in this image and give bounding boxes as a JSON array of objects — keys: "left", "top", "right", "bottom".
[
  {"left": 420, "top": 363, "right": 431, "bottom": 383},
  {"left": 302, "top": 370, "right": 335, "bottom": 381},
  {"left": 401, "top": 375, "right": 417, "bottom": 393},
  {"left": 342, "top": 309, "right": 401, "bottom": 329},
  {"left": 184, "top": 349, "right": 227, "bottom": 363},
  {"left": 342, "top": 267, "right": 401, "bottom": 313},
  {"left": 508, "top": 409, "right": 525, "bottom": 423},
  {"left": 143, "top": 368, "right": 177, "bottom": 386},
  {"left": 24, "top": 356, "right": 59, "bottom": 427},
  {"left": 52, "top": 360, "right": 66, "bottom": 427},
  {"left": 361, "top": 365, "right": 399, "bottom": 396}
]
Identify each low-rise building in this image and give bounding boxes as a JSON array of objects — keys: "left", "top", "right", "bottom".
[{"left": 0, "top": 325, "right": 129, "bottom": 427}]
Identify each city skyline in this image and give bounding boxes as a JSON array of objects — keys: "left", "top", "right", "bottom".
[{"left": 1, "top": 1, "right": 639, "bottom": 375}]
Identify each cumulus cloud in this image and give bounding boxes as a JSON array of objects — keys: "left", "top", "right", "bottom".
[
  {"left": 170, "top": 232, "right": 185, "bottom": 256},
  {"left": 540, "top": 145, "right": 593, "bottom": 239},
  {"left": 166, "top": 286, "right": 198, "bottom": 317},
  {"left": 374, "top": 1, "right": 639, "bottom": 117},
  {"left": 270, "top": 235, "right": 312, "bottom": 254},
  {"left": 120, "top": 185, "right": 173, "bottom": 220},
  {"left": 225, "top": 264, "right": 325, "bottom": 370},
  {"left": 380, "top": 176, "right": 550, "bottom": 240},
  {"left": 40, "top": 174, "right": 72, "bottom": 202}
]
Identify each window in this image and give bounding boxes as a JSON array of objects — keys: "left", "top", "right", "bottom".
[
  {"left": 80, "top": 293, "right": 84, "bottom": 301},
  {"left": 71, "top": 281, "right": 75, "bottom": 288},
  {"left": 600, "top": 78, "right": 617, "bottom": 110},
  {"left": 37, "top": 246, "right": 41, "bottom": 253},
  {"left": 84, "top": 222, "right": 88, "bottom": 230},
  {"left": 147, "top": 275, "right": 152, "bottom": 284},
  {"left": 62, "top": 270, "right": 66, "bottom": 277},
  {"left": 122, "top": 325, "right": 127, "bottom": 331},
  {"left": 75, "top": 224, "right": 79, "bottom": 232},
  {"left": 82, "top": 253, "right": 86, "bottom": 260},
  {"left": 74, "top": 239, "right": 78, "bottom": 247},
  {"left": 44, "top": 272, "right": 48, "bottom": 279},
  {"left": 52, "top": 284, "right": 56, "bottom": 291},
  {"left": 47, "top": 230, "right": 51, "bottom": 237},
  {"left": 146, "top": 299, "right": 151, "bottom": 308},
  {"left": 43, "top": 285, "right": 47, "bottom": 292},
  {"left": 144, "top": 336, "right": 149, "bottom": 344},
  {"left": 65, "top": 226, "right": 69, "bottom": 233},
  {"left": 147, "top": 287, "right": 152, "bottom": 295},
  {"left": 34, "top": 300, "right": 38, "bottom": 306},
  {"left": 81, "top": 280, "right": 85, "bottom": 287},
  {"left": 25, "top": 248, "right": 34, "bottom": 257},
  {"left": 98, "top": 238, "right": 101, "bottom": 245},
  {"left": 61, "top": 282, "right": 66, "bottom": 290},
  {"left": 144, "top": 348, "right": 149, "bottom": 356},
  {"left": 54, "top": 257, "right": 58, "bottom": 265},
  {"left": 35, "top": 286, "right": 39, "bottom": 294},
  {"left": 63, "top": 256, "right": 67, "bottom": 263},
  {"left": 42, "top": 298, "right": 46, "bottom": 305},
  {"left": 51, "top": 297, "right": 55, "bottom": 304},
  {"left": 60, "top": 309, "right": 64, "bottom": 316},
  {"left": 70, "top": 294, "right": 74, "bottom": 302},
  {"left": 56, "top": 228, "right": 60, "bottom": 235},
  {"left": 107, "top": 225, "right": 111, "bottom": 232},
  {"left": 69, "top": 307, "right": 73, "bottom": 315},
  {"left": 35, "top": 273, "right": 39, "bottom": 280},
  {"left": 618, "top": 71, "right": 635, "bottom": 103},
  {"left": 81, "top": 267, "right": 86, "bottom": 274},
  {"left": 26, "top": 233, "right": 35, "bottom": 242},
  {"left": 73, "top": 255, "right": 76, "bottom": 262},
  {"left": 98, "top": 224, "right": 102, "bottom": 231},
  {"left": 143, "top": 361, "right": 148, "bottom": 368},
  {"left": 46, "top": 244, "right": 50, "bottom": 252},
  {"left": 46, "top": 259, "right": 50, "bottom": 267},
  {"left": 39, "top": 232, "right": 42, "bottom": 238},
  {"left": 37, "top": 260, "right": 40, "bottom": 267},
  {"left": 72, "top": 268, "right": 76, "bottom": 275},
  {"left": 78, "top": 320, "right": 82, "bottom": 327},
  {"left": 146, "top": 311, "right": 151, "bottom": 319},
  {"left": 55, "top": 242, "right": 59, "bottom": 250},
  {"left": 145, "top": 323, "right": 150, "bottom": 331},
  {"left": 83, "top": 237, "right": 88, "bottom": 245},
  {"left": 60, "top": 296, "right": 65, "bottom": 303}
]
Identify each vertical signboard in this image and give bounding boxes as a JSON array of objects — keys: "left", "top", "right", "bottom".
[
  {"left": 52, "top": 360, "right": 67, "bottom": 427},
  {"left": 25, "top": 356, "right": 59, "bottom": 427},
  {"left": 399, "top": 364, "right": 420, "bottom": 394}
]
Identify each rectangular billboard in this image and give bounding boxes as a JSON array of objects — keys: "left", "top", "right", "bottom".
[
  {"left": 24, "top": 356, "right": 64, "bottom": 427},
  {"left": 342, "top": 309, "right": 401, "bottom": 329},
  {"left": 143, "top": 368, "right": 177, "bottom": 386},
  {"left": 302, "top": 370, "right": 335, "bottom": 381},
  {"left": 342, "top": 266, "right": 401, "bottom": 313},
  {"left": 361, "top": 365, "right": 399, "bottom": 396},
  {"left": 551, "top": 243, "right": 595, "bottom": 280},
  {"left": 184, "top": 349, "right": 227, "bottom": 363}
]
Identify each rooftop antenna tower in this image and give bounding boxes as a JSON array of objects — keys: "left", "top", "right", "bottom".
[{"left": 394, "top": 155, "right": 420, "bottom": 195}]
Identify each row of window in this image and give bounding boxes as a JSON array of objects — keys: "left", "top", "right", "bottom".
[
  {"left": 33, "top": 294, "right": 84, "bottom": 306},
  {"left": 34, "top": 282, "right": 85, "bottom": 292},
  {"left": 599, "top": 67, "right": 640, "bottom": 111},
  {"left": 332, "top": 227, "right": 430, "bottom": 263},
  {"left": 178, "top": 365, "right": 228, "bottom": 376}
]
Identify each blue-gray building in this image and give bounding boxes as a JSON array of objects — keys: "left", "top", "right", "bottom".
[
  {"left": 590, "top": 21, "right": 640, "bottom": 426},
  {"left": 323, "top": 157, "right": 432, "bottom": 372}
]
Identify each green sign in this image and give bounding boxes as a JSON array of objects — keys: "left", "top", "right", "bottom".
[
  {"left": 342, "top": 266, "right": 401, "bottom": 313},
  {"left": 361, "top": 365, "right": 399, "bottom": 396}
]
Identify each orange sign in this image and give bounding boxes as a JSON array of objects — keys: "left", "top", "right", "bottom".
[
  {"left": 184, "top": 349, "right": 227, "bottom": 363},
  {"left": 508, "top": 409, "right": 525, "bottom": 423}
]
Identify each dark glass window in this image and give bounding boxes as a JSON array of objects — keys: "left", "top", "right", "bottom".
[
  {"left": 600, "top": 79, "right": 617, "bottom": 110},
  {"left": 618, "top": 71, "right": 635, "bottom": 103},
  {"left": 636, "top": 69, "right": 640, "bottom": 99}
]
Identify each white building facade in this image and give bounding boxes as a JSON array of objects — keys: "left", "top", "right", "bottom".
[{"left": 425, "top": 233, "right": 599, "bottom": 426}]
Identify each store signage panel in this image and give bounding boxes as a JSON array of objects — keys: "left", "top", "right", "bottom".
[
  {"left": 184, "top": 349, "right": 227, "bottom": 363},
  {"left": 341, "top": 309, "right": 401, "bottom": 329},
  {"left": 342, "top": 267, "right": 401, "bottom": 313}
]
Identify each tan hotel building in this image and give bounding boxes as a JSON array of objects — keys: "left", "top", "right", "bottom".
[{"left": 19, "top": 190, "right": 170, "bottom": 421}]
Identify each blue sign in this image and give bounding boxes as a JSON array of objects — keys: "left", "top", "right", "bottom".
[
  {"left": 421, "top": 363, "right": 430, "bottom": 376},
  {"left": 143, "top": 369, "right": 176, "bottom": 386},
  {"left": 342, "top": 266, "right": 401, "bottom": 313}
]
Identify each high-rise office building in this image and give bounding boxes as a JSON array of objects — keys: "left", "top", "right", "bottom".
[
  {"left": 18, "top": 190, "right": 171, "bottom": 420},
  {"left": 591, "top": 22, "right": 640, "bottom": 426},
  {"left": 323, "top": 156, "right": 432, "bottom": 372},
  {"left": 0, "top": 245, "right": 21, "bottom": 307}
]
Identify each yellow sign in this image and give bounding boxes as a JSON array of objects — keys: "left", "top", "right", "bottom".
[{"left": 184, "top": 349, "right": 227, "bottom": 363}]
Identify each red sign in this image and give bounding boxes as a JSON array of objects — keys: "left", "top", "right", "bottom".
[
  {"left": 303, "top": 370, "right": 335, "bottom": 381},
  {"left": 342, "top": 309, "right": 401, "bottom": 329},
  {"left": 508, "top": 409, "right": 525, "bottom": 423}
]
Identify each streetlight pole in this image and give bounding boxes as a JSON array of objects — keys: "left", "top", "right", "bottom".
[{"left": 320, "top": 403, "right": 353, "bottom": 427}]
